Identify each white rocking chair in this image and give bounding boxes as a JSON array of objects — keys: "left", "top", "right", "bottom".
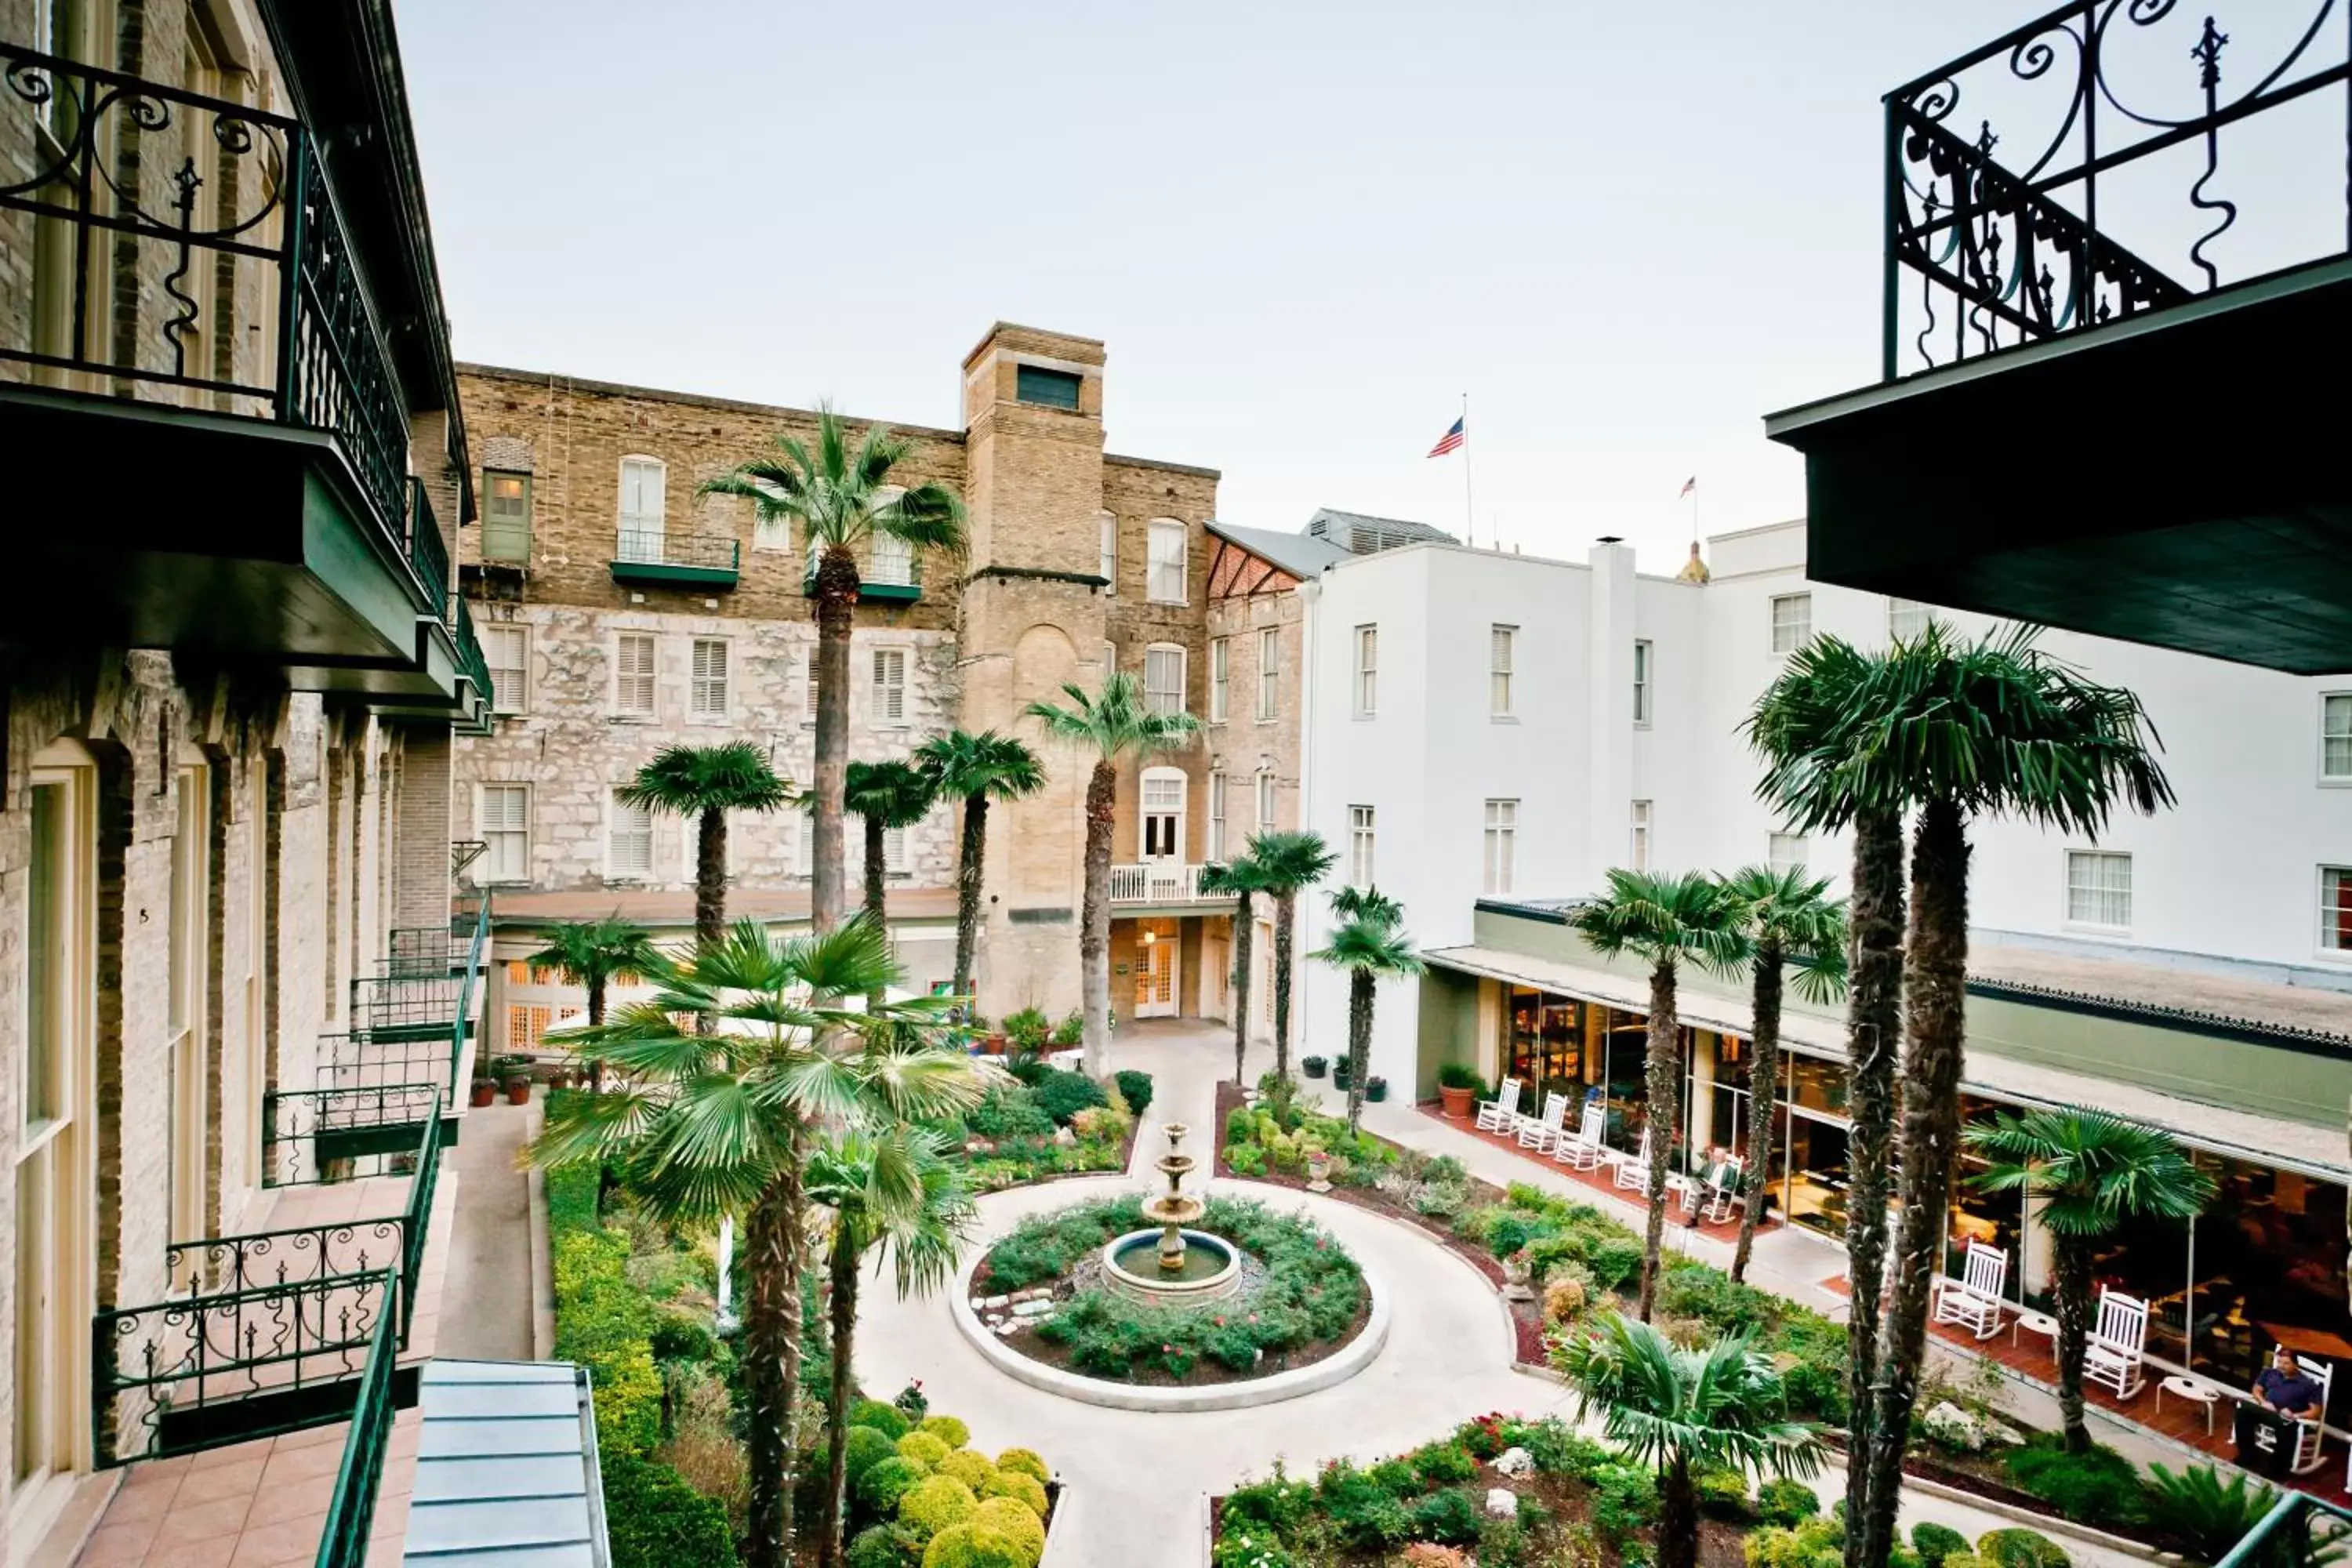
[
  {"left": 2270, "top": 1350, "right": 2334, "bottom": 1476},
  {"left": 1474, "top": 1078, "right": 1523, "bottom": 1134},
  {"left": 1516, "top": 1092, "right": 1569, "bottom": 1152},
  {"left": 2082, "top": 1287, "right": 2149, "bottom": 1401},
  {"left": 1932, "top": 1241, "right": 2009, "bottom": 1341},
  {"left": 1554, "top": 1104, "right": 1607, "bottom": 1171},
  {"left": 1613, "top": 1129, "right": 1653, "bottom": 1194},
  {"left": 1698, "top": 1154, "right": 1745, "bottom": 1225}
]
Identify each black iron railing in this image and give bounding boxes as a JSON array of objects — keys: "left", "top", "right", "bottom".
[
  {"left": 0, "top": 45, "right": 422, "bottom": 575},
  {"left": 383, "top": 925, "right": 466, "bottom": 978},
  {"left": 348, "top": 975, "right": 463, "bottom": 1040},
  {"left": 454, "top": 597, "right": 492, "bottom": 710},
  {"left": 408, "top": 479, "right": 448, "bottom": 621},
  {"left": 614, "top": 530, "right": 741, "bottom": 572},
  {"left": 1882, "top": 0, "right": 2351, "bottom": 377},
  {"left": 312, "top": 1271, "right": 401, "bottom": 1568}
]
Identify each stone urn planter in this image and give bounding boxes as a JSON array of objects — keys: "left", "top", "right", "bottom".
[
  {"left": 1501, "top": 1248, "right": 1535, "bottom": 1304},
  {"left": 1305, "top": 1149, "right": 1333, "bottom": 1192}
]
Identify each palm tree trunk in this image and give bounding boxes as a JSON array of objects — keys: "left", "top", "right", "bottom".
[
  {"left": 1860, "top": 796, "right": 1970, "bottom": 1568},
  {"left": 811, "top": 546, "right": 859, "bottom": 935},
  {"left": 816, "top": 1217, "right": 861, "bottom": 1568},
  {"left": 953, "top": 793, "right": 989, "bottom": 1000},
  {"left": 1732, "top": 938, "right": 1781, "bottom": 1284},
  {"left": 586, "top": 977, "right": 606, "bottom": 1093},
  {"left": 1272, "top": 891, "right": 1298, "bottom": 1080},
  {"left": 2053, "top": 1232, "right": 2093, "bottom": 1454},
  {"left": 1229, "top": 895, "right": 1254, "bottom": 1084},
  {"left": 742, "top": 1142, "right": 807, "bottom": 1568},
  {"left": 1659, "top": 1455, "right": 1699, "bottom": 1568},
  {"left": 1080, "top": 760, "right": 1116, "bottom": 1078},
  {"left": 696, "top": 805, "right": 728, "bottom": 951},
  {"left": 1841, "top": 805, "right": 1905, "bottom": 1568},
  {"left": 1638, "top": 957, "right": 1680, "bottom": 1321},
  {"left": 1345, "top": 971, "right": 1371, "bottom": 1134},
  {"left": 862, "top": 814, "right": 887, "bottom": 920}
]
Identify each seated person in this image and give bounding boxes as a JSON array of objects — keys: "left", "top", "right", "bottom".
[
  {"left": 2257, "top": 1348, "right": 2325, "bottom": 1421},
  {"left": 2235, "top": 1348, "right": 2325, "bottom": 1477}
]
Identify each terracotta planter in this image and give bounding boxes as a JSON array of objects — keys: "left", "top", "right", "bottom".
[
  {"left": 984, "top": 1033, "right": 1008, "bottom": 1055},
  {"left": 504, "top": 1078, "right": 531, "bottom": 1105},
  {"left": 1439, "top": 1085, "right": 1475, "bottom": 1120},
  {"left": 470, "top": 1081, "right": 497, "bottom": 1109}
]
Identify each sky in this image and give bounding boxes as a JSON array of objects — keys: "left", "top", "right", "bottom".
[{"left": 390, "top": 1, "right": 2314, "bottom": 575}]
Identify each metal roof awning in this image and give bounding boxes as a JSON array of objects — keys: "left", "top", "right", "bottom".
[{"left": 404, "top": 1360, "right": 608, "bottom": 1568}]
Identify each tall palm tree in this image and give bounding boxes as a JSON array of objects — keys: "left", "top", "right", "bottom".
[
  {"left": 1200, "top": 853, "right": 1278, "bottom": 1086},
  {"left": 1554, "top": 1312, "right": 1828, "bottom": 1568},
  {"left": 1570, "top": 869, "right": 1745, "bottom": 1319},
  {"left": 843, "top": 759, "right": 936, "bottom": 926},
  {"left": 1968, "top": 1108, "right": 2213, "bottom": 1454},
  {"left": 703, "top": 407, "right": 967, "bottom": 934},
  {"left": 1250, "top": 829, "right": 1337, "bottom": 1083},
  {"left": 1716, "top": 866, "right": 1846, "bottom": 1284},
  {"left": 531, "top": 916, "right": 985, "bottom": 1568},
  {"left": 804, "top": 1126, "right": 976, "bottom": 1568},
  {"left": 1023, "top": 673, "right": 1198, "bottom": 1076},
  {"left": 615, "top": 742, "right": 793, "bottom": 953},
  {"left": 914, "top": 729, "right": 1046, "bottom": 1004},
  {"left": 1310, "top": 885, "right": 1422, "bottom": 1134},
  {"left": 525, "top": 917, "right": 659, "bottom": 1094}
]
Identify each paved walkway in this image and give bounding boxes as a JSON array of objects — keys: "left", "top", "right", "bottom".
[{"left": 434, "top": 1100, "right": 539, "bottom": 1363}]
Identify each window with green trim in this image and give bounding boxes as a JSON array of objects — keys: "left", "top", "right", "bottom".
[{"left": 1015, "top": 365, "right": 1082, "bottom": 410}]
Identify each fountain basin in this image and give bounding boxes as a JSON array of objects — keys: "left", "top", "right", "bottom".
[{"left": 1100, "top": 1228, "right": 1243, "bottom": 1306}]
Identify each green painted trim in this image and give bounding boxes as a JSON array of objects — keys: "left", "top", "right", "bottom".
[
  {"left": 301, "top": 469, "right": 416, "bottom": 659},
  {"left": 608, "top": 560, "right": 740, "bottom": 588},
  {"left": 1415, "top": 966, "right": 1482, "bottom": 1103},
  {"left": 860, "top": 581, "right": 922, "bottom": 603}
]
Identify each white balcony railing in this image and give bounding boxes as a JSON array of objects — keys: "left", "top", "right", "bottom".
[{"left": 1108, "top": 862, "right": 1214, "bottom": 903}]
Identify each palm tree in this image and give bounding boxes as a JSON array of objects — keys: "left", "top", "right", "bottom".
[
  {"left": 914, "top": 729, "right": 1046, "bottom": 1004},
  {"left": 843, "top": 759, "right": 936, "bottom": 925},
  {"left": 1570, "top": 869, "right": 1745, "bottom": 1319},
  {"left": 1716, "top": 866, "right": 1846, "bottom": 1284},
  {"left": 1310, "top": 885, "right": 1422, "bottom": 1134},
  {"left": 524, "top": 917, "right": 659, "bottom": 1098},
  {"left": 530, "top": 916, "right": 985, "bottom": 1568},
  {"left": 1555, "top": 1312, "right": 1828, "bottom": 1568},
  {"left": 1023, "top": 672, "right": 1198, "bottom": 1076},
  {"left": 804, "top": 1126, "right": 976, "bottom": 1568},
  {"left": 1967, "top": 1108, "right": 2213, "bottom": 1454},
  {"left": 1250, "top": 829, "right": 1337, "bottom": 1083},
  {"left": 703, "top": 407, "right": 967, "bottom": 934},
  {"left": 1200, "top": 853, "right": 1278, "bottom": 1086},
  {"left": 615, "top": 742, "right": 793, "bottom": 953}
]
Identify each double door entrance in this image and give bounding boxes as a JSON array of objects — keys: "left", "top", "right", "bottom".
[{"left": 1131, "top": 918, "right": 1179, "bottom": 1018}]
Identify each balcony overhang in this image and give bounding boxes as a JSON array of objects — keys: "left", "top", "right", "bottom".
[
  {"left": 610, "top": 557, "right": 739, "bottom": 589},
  {"left": 0, "top": 387, "right": 442, "bottom": 668},
  {"left": 1766, "top": 256, "right": 2352, "bottom": 675}
]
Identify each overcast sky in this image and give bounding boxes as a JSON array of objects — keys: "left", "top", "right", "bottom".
[{"left": 393, "top": 1, "right": 2302, "bottom": 574}]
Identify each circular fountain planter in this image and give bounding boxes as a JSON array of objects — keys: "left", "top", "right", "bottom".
[{"left": 1098, "top": 1228, "right": 1243, "bottom": 1307}]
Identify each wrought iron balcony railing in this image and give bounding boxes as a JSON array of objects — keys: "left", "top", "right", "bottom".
[
  {"left": 383, "top": 924, "right": 466, "bottom": 978},
  {"left": 454, "top": 595, "right": 493, "bottom": 710},
  {"left": 0, "top": 45, "right": 432, "bottom": 601},
  {"left": 1880, "top": 0, "right": 2350, "bottom": 377},
  {"left": 612, "top": 529, "right": 742, "bottom": 579},
  {"left": 408, "top": 479, "right": 448, "bottom": 622},
  {"left": 338, "top": 894, "right": 488, "bottom": 1099},
  {"left": 313, "top": 1270, "right": 401, "bottom": 1568}
]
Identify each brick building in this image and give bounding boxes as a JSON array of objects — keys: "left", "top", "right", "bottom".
[{"left": 452, "top": 326, "right": 1337, "bottom": 1040}]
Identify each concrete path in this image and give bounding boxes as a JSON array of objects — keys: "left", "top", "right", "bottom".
[{"left": 434, "top": 1099, "right": 539, "bottom": 1362}]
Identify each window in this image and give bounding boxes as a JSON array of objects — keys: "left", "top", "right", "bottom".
[
  {"left": 1257, "top": 769, "right": 1276, "bottom": 830},
  {"left": 1767, "top": 832, "right": 1808, "bottom": 875},
  {"left": 484, "top": 623, "right": 528, "bottom": 715},
  {"left": 1348, "top": 805, "right": 1376, "bottom": 887},
  {"left": 1140, "top": 768, "right": 1185, "bottom": 858},
  {"left": 1483, "top": 798, "right": 1517, "bottom": 895},
  {"left": 1769, "top": 593, "right": 1812, "bottom": 654},
  {"left": 1629, "top": 800, "right": 1653, "bottom": 871},
  {"left": 869, "top": 530, "right": 915, "bottom": 586},
  {"left": 2321, "top": 867, "right": 2352, "bottom": 953},
  {"left": 1147, "top": 519, "right": 1187, "bottom": 604},
  {"left": 884, "top": 824, "right": 910, "bottom": 876},
  {"left": 1100, "top": 641, "right": 1116, "bottom": 691},
  {"left": 750, "top": 478, "right": 791, "bottom": 553},
  {"left": 804, "top": 644, "right": 819, "bottom": 722},
  {"left": 615, "top": 632, "right": 656, "bottom": 716},
  {"left": 1098, "top": 511, "right": 1116, "bottom": 593},
  {"left": 2324, "top": 695, "right": 2352, "bottom": 779},
  {"left": 1207, "top": 772, "right": 1227, "bottom": 861},
  {"left": 1889, "top": 598, "right": 1931, "bottom": 641},
  {"left": 1490, "top": 626, "right": 1516, "bottom": 718},
  {"left": 1354, "top": 626, "right": 1378, "bottom": 717},
  {"left": 1209, "top": 637, "right": 1229, "bottom": 722},
  {"left": 618, "top": 456, "right": 666, "bottom": 562},
  {"left": 873, "top": 647, "right": 909, "bottom": 725},
  {"left": 1258, "top": 628, "right": 1279, "bottom": 720},
  {"left": 482, "top": 471, "right": 532, "bottom": 563},
  {"left": 168, "top": 765, "right": 209, "bottom": 1264},
  {"left": 1016, "top": 364, "right": 1082, "bottom": 410},
  {"left": 691, "top": 638, "right": 730, "bottom": 719},
  {"left": 1632, "top": 640, "right": 1653, "bottom": 725},
  {"left": 2065, "top": 850, "right": 2132, "bottom": 930},
  {"left": 478, "top": 784, "right": 532, "bottom": 884},
  {"left": 608, "top": 792, "right": 652, "bottom": 880},
  {"left": 1145, "top": 644, "right": 1186, "bottom": 717}
]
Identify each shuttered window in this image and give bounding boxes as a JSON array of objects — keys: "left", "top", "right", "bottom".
[
  {"left": 478, "top": 784, "right": 532, "bottom": 884},
  {"left": 873, "top": 648, "right": 909, "bottom": 725},
  {"left": 615, "top": 633, "right": 656, "bottom": 716},
  {"left": 691, "top": 638, "right": 729, "bottom": 718},
  {"left": 609, "top": 793, "right": 652, "bottom": 880}
]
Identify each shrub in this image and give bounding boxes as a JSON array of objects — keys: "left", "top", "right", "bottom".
[
  {"left": 2143, "top": 1462, "right": 2282, "bottom": 1564},
  {"left": 895, "top": 1381, "right": 931, "bottom": 1421},
  {"left": 921, "top": 1413, "right": 972, "bottom": 1450},
  {"left": 967, "top": 1087, "right": 1054, "bottom": 1142},
  {"left": 601, "top": 1453, "right": 739, "bottom": 1568},
  {"left": 847, "top": 1425, "right": 901, "bottom": 1483},
  {"left": 1033, "top": 1069, "right": 1108, "bottom": 1125},
  {"left": 1911, "top": 1522, "right": 1971, "bottom": 1568},
  {"left": 852, "top": 1398, "right": 913, "bottom": 1441},
  {"left": 848, "top": 1523, "right": 923, "bottom": 1568},
  {"left": 996, "top": 1446, "right": 1051, "bottom": 1484},
  {"left": 1225, "top": 1107, "right": 1255, "bottom": 1146},
  {"left": 920, "top": 1522, "right": 1027, "bottom": 1568},
  {"left": 972, "top": 1496, "right": 1047, "bottom": 1564},
  {"left": 1318, "top": 1462, "right": 1413, "bottom": 1551},
  {"left": 979, "top": 1468, "right": 1049, "bottom": 1519},
  {"left": 1436, "top": 1061, "right": 1483, "bottom": 1092},
  {"left": 1221, "top": 1468, "right": 1316, "bottom": 1538},
  {"left": 937, "top": 1450, "right": 996, "bottom": 1491},
  {"left": 1696, "top": 1467, "right": 1754, "bottom": 1520},
  {"left": 1003, "top": 1007, "right": 1051, "bottom": 1052},
  {"left": 1223, "top": 1142, "right": 1268, "bottom": 1177},
  {"left": 1051, "top": 1010, "right": 1084, "bottom": 1047},
  {"left": 1758, "top": 1477, "right": 1821, "bottom": 1526},
  {"left": 899, "top": 1475, "right": 978, "bottom": 1541},
  {"left": 1999, "top": 1437, "right": 2144, "bottom": 1525},
  {"left": 1367, "top": 1457, "right": 1419, "bottom": 1497},
  {"left": 1406, "top": 1488, "right": 1485, "bottom": 1547},
  {"left": 1521, "top": 1419, "right": 1612, "bottom": 1480},
  {"left": 1591, "top": 1463, "right": 1660, "bottom": 1544},
  {"left": 856, "top": 1456, "right": 929, "bottom": 1521},
  {"left": 1409, "top": 1440, "right": 1477, "bottom": 1485},
  {"left": 1975, "top": 1530, "right": 2071, "bottom": 1568},
  {"left": 1941, "top": 1556, "right": 1998, "bottom": 1568},
  {"left": 551, "top": 1228, "right": 662, "bottom": 1456},
  {"left": 898, "top": 1430, "right": 953, "bottom": 1469},
  {"left": 1746, "top": 1523, "right": 1842, "bottom": 1568},
  {"left": 1543, "top": 1274, "right": 1589, "bottom": 1326}
]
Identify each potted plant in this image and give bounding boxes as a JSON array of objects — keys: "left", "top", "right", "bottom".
[
  {"left": 470, "top": 1075, "right": 497, "bottom": 1109},
  {"left": 491, "top": 1054, "right": 532, "bottom": 1105},
  {"left": 1305, "top": 1147, "right": 1333, "bottom": 1192},
  {"left": 1366, "top": 1075, "right": 1388, "bottom": 1104},
  {"left": 1436, "top": 1062, "right": 1483, "bottom": 1120},
  {"left": 1301, "top": 1054, "right": 1328, "bottom": 1080},
  {"left": 1332, "top": 1057, "right": 1353, "bottom": 1091}
]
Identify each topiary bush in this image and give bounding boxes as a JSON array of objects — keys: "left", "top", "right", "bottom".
[
  {"left": 1695, "top": 1467, "right": 1754, "bottom": 1521},
  {"left": 898, "top": 1474, "right": 978, "bottom": 1541},
  {"left": 921, "top": 1413, "right": 972, "bottom": 1450},
  {"left": 898, "top": 1430, "right": 953, "bottom": 1469},
  {"left": 1033, "top": 1069, "right": 1108, "bottom": 1125},
  {"left": 855, "top": 1456, "right": 928, "bottom": 1523},
  {"left": 1114, "top": 1069, "right": 1154, "bottom": 1117},
  {"left": 920, "top": 1523, "right": 1028, "bottom": 1568},
  {"left": 601, "top": 1453, "right": 740, "bottom": 1568},
  {"left": 1757, "top": 1475, "right": 1822, "bottom": 1527},
  {"left": 851, "top": 1397, "right": 912, "bottom": 1441},
  {"left": 979, "top": 1468, "right": 1048, "bottom": 1519},
  {"left": 848, "top": 1523, "right": 923, "bottom": 1568},
  {"left": 971, "top": 1496, "right": 1047, "bottom": 1564},
  {"left": 1911, "top": 1522, "right": 1970, "bottom": 1568},
  {"left": 995, "top": 1447, "right": 1050, "bottom": 1484},
  {"left": 936, "top": 1450, "right": 996, "bottom": 1491},
  {"left": 846, "top": 1425, "right": 901, "bottom": 1483},
  {"left": 1975, "top": 1529, "right": 2071, "bottom": 1568}
]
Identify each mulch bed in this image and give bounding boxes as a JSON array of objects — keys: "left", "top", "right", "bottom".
[{"left": 980, "top": 1286, "right": 1376, "bottom": 1388}]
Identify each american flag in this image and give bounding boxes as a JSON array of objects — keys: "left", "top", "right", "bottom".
[
  {"left": 1427, "top": 417, "right": 1466, "bottom": 458},
  {"left": 1679, "top": 475, "right": 1697, "bottom": 498}
]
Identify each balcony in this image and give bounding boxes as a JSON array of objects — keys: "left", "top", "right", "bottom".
[
  {"left": 1109, "top": 862, "right": 1221, "bottom": 906},
  {"left": 0, "top": 45, "right": 462, "bottom": 681},
  {"left": 806, "top": 553, "right": 924, "bottom": 603},
  {"left": 611, "top": 529, "right": 742, "bottom": 588},
  {"left": 1763, "top": 1, "right": 2352, "bottom": 673},
  {"left": 335, "top": 895, "right": 490, "bottom": 1102}
]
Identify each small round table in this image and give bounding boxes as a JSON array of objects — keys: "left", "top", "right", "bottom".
[
  {"left": 2012, "top": 1310, "right": 2060, "bottom": 1353},
  {"left": 2158, "top": 1374, "right": 2222, "bottom": 1435}
]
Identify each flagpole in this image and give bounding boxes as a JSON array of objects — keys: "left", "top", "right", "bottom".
[{"left": 1461, "top": 392, "right": 1474, "bottom": 547}]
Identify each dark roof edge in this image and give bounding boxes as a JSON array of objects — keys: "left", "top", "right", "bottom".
[
  {"left": 1105, "top": 451, "right": 1221, "bottom": 480},
  {"left": 455, "top": 362, "right": 968, "bottom": 443},
  {"left": 1965, "top": 976, "right": 2352, "bottom": 1058}
]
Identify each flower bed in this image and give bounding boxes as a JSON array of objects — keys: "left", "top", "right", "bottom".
[
  {"left": 840, "top": 1390, "right": 1058, "bottom": 1568},
  {"left": 950, "top": 1066, "right": 1145, "bottom": 1192},
  {"left": 971, "top": 1192, "right": 1370, "bottom": 1385}
]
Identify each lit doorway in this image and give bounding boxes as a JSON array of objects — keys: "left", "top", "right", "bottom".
[{"left": 1134, "top": 918, "right": 1179, "bottom": 1018}]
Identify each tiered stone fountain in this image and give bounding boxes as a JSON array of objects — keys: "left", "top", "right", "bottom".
[{"left": 1101, "top": 1123, "right": 1242, "bottom": 1305}]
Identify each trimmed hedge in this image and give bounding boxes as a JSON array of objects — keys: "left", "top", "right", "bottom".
[{"left": 601, "top": 1454, "right": 739, "bottom": 1568}]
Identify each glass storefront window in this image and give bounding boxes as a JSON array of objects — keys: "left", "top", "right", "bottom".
[
  {"left": 2190, "top": 1157, "right": 2350, "bottom": 1406},
  {"left": 1950, "top": 1094, "right": 2026, "bottom": 1291},
  {"left": 1787, "top": 1056, "right": 1849, "bottom": 1119},
  {"left": 1504, "top": 986, "right": 1584, "bottom": 1102}
]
